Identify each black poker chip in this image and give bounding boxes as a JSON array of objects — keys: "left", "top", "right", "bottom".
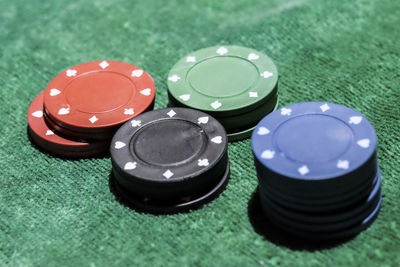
[{"left": 110, "top": 107, "right": 229, "bottom": 213}]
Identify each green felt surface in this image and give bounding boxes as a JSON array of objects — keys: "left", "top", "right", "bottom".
[{"left": 1, "top": 0, "right": 400, "bottom": 266}]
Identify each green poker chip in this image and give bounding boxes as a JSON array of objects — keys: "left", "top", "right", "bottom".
[{"left": 167, "top": 45, "right": 279, "bottom": 141}]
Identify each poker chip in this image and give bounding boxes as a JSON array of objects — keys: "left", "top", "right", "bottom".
[
  {"left": 252, "top": 102, "right": 381, "bottom": 239},
  {"left": 43, "top": 60, "right": 155, "bottom": 140},
  {"left": 110, "top": 107, "right": 229, "bottom": 213},
  {"left": 167, "top": 45, "right": 279, "bottom": 141},
  {"left": 27, "top": 92, "right": 108, "bottom": 158}
]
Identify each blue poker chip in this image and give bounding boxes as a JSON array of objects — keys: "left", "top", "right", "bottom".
[{"left": 252, "top": 102, "right": 377, "bottom": 180}]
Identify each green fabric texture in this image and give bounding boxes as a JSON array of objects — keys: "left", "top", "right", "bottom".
[{"left": 1, "top": 0, "right": 399, "bottom": 266}]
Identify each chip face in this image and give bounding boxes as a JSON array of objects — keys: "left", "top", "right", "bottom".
[
  {"left": 43, "top": 61, "right": 155, "bottom": 132},
  {"left": 111, "top": 108, "right": 227, "bottom": 182},
  {"left": 27, "top": 91, "right": 108, "bottom": 156},
  {"left": 252, "top": 102, "right": 377, "bottom": 180},
  {"left": 167, "top": 46, "right": 278, "bottom": 115}
]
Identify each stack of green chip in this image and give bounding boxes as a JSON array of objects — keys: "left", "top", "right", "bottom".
[{"left": 167, "top": 45, "right": 279, "bottom": 141}]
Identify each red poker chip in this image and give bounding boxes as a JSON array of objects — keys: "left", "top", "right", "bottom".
[
  {"left": 27, "top": 91, "right": 108, "bottom": 157},
  {"left": 43, "top": 61, "right": 155, "bottom": 139}
]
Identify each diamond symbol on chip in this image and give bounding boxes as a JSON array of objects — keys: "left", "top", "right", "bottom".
[
  {"left": 298, "top": 165, "right": 309, "bottom": 175},
  {"left": 197, "top": 116, "right": 209, "bottom": 124},
  {"left": 320, "top": 103, "right": 330, "bottom": 112},
  {"left": 89, "top": 115, "right": 98, "bottom": 124},
  {"left": 349, "top": 116, "right": 363, "bottom": 125},
  {"left": 261, "top": 150, "right": 275, "bottom": 159},
  {"left": 46, "top": 130, "right": 54, "bottom": 136},
  {"left": 211, "top": 101, "right": 222, "bottom": 110},
  {"left": 32, "top": 110, "right": 43, "bottom": 118},
  {"left": 249, "top": 92, "right": 258, "bottom": 98},
  {"left": 261, "top": 71, "right": 273, "bottom": 78},
  {"left": 99, "top": 61, "right": 109, "bottom": 69},
  {"left": 357, "top": 139, "right": 370, "bottom": 148},
  {"left": 167, "top": 110, "right": 176, "bottom": 117},
  {"left": 198, "top": 159, "right": 209, "bottom": 166},
  {"left": 163, "top": 170, "right": 174, "bottom": 179},
  {"left": 66, "top": 69, "right": 77, "bottom": 77},
  {"left": 186, "top": 56, "right": 196, "bottom": 62},
  {"left": 248, "top": 53, "right": 259, "bottom": 60},
  {"left": 124, "top": 108, "right": 134, "bottom": 115},
  {"left": 115, "top": 141, "right": 126, "bottom": 149},
  {"left": 337, "top": 160, "right": 349, "bottom": 170},
  {"left": 58, "top": 107, "right": 70, "bottom": 115},
  {"left": 124, "top": 162, "right": 137, "bottom": 170},
  {"left": 131, "top": 69, "right": 143, "bottom": 77},
  {"left": 257, "top": 127, "right": 270, "bottom": 135},
  {"left": 216, "top": 46, "right": 228, "bottom": 55},
  {"left": 280, "top": 108, "right": 292, "bottom": 116},
  {"left": 168, "top": 75, "right": 181, "bottom": 82},
  {"left": 131, "top": 120, "right": 141, "bottom": 127}
]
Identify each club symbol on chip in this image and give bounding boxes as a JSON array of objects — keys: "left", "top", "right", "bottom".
[
  {"left": 261, "top": 150, "right": 275, "bottom": 159},
  {"left": 298, "top": 165, "right": 309, "bottom": 175},
  {"left": 124, "top": 108, "right": 134, "bottom": 115},
  {"left": 349, "top": 116, "right": 363, "bottom": 125},
  {"left": 320, "top": 103, "right": 330, "bottom": 112},
  {"left": 131, "top": 120, "right": 141, "bottom": 127},
  {"left": 66, "top": 69, "right": 77, "bottom": 77},
  {"left": 280, "top": 108, "right": 292, "bottom": 116},
  {"left": 198, "top": 159, "right": 209, "bottom": 166},
  {"left": 197, "top": 116, "right": 209, "bottom": 124},
  {"left": 115, "top": 141, "right": 126, "bottom": 149},
  {"left": 248, "top": 53, "right": 259, "bottom": 60},
  {"left": 58, "top": 107, "right": 70, "bottom": 115},
  {"left": 261, "top": 71, "right": 273, "bottom": 78},
  {"left": 32, "top": 110, "right": 43, "bottom": 118},
  {"left": 50, "top": 88, "right": 61, "bottom": 96},
  {"left": 163, "top": 170, "right": 174, "bottom": 179},
  {"left": 337, "top": 160, "right": 349, "bottom": 170},
  {"left": 131, "top": 69, "right": 143, "bottom": 77},
  {"left": 357, "top": 139, "right": 370, "bottom": 148},
  {"left": 168, "top": 75, "right": 181, "bottom": 82},
  {"left": 216, "top": 46, "right": 228, "bottom": 55},
  {"left": 257, "top": 127, "right": 270, "bottom": 135},
  {"left": 99, "top": 61, "right": 109, "bottom": 69},
  {"left": 124, "top": 162, "right": 137, "bottom": 170}
]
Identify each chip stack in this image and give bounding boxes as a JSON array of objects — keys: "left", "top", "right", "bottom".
[
  {"left": 252, "top": 102, "right": 381, "bottom": 240},
  {"left": 27, "top": 60, "right": 155, "bottom": 158},
  {"left": 167, "top": 45, "right": 279, "bottom": 141},
  {"left": 110, "top": 108, "right": 230, "bottom": 213}
]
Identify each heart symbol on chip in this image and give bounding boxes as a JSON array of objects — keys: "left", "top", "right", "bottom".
[
  {"left": 211, "top": 136, "right": 222, "bottom": 144},
  {"left": 179, "top": 94, "right": 190, "bottom": 101},
  {"left": 131, "top": 70, "right": 143, "bottom": 77},
  {"left": 257, "top": 127, "right": 270, "bottom": 135},
  {"left": 124, "top": 162, "right": 137, "bottom": 170},
  {"left": 197, "top": 116, "right": 209, "bottom": 124},
  {"left": 115, "top": 141, "right": 126, "bottom": 149},
  {"left": 261, "top": 150, "right": 275, "bottom": 159},
  {"left": 140, "top": 88, "right": 151, "bottom": 96},
  {"left": 32, "top": 110, "right": 43, "bottom": 118},
  {"left": 248, "top": 53, "right": 259, "bottom": 60},
  {"left": 349, "top": 116, "right": 362, "bottom": 124},
  {"left": 211, "top": 101, "right": 222, "bottom": 110},
  {"left": 357, "top": 139, "right": 370, "bottom": 148},
  {"left": 58, "top": 108, "right": 70, "bottom": 115},
  {"left": 50, "top": 89, "right": 61, "bottom": 96}
]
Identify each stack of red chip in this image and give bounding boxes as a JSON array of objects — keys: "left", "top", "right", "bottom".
[{"left": 27, "top": 61, "right": 155, "bottom": 158}]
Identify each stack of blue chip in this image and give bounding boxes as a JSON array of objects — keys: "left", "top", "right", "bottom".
[{"left": 252, "top": 102, "right": 381, "bottom": 240}]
